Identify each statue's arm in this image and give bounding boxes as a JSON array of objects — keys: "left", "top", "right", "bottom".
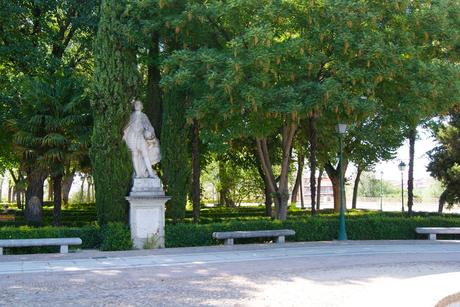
[{"left": 141, "top": 113, "right": 156, "bottom": 137}]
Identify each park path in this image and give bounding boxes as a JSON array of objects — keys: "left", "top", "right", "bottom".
[
  {"left": 0, "top": 240, "right": 460, "bottom": 274},
  {"left": 1, "top": 241, "right": 460, "bottom": 306}
]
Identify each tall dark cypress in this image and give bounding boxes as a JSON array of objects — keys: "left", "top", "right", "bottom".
[
  {"left": 161, "top": 90, "right": 191, "bottom": 222},
  {"left": 91, "top": 0, "right": 138, "bottom": 225}
]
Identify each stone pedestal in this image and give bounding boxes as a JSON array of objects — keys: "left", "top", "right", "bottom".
[{"left": 126, "top": 177, "right": 170, "bottom": 249}]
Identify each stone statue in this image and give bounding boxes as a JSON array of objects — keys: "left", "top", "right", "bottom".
[{"left": 123, "top": 100, "right": 161, "bottom": 178}]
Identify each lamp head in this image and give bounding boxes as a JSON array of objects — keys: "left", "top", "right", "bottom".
[{"left": 398, "top": 161, "right": 406, "bottom": 172}]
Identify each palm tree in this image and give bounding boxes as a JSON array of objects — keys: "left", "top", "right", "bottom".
[{"left": 8, "top": 72, "right": 92, "bottom": 224}]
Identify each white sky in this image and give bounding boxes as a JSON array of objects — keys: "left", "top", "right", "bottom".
[{"left": 371, "top": 127, "right": 437, "bottom": 181}]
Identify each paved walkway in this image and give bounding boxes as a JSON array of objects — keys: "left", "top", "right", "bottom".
[{"left": 1, "top": 240, "right": 460, "bottom": 306}]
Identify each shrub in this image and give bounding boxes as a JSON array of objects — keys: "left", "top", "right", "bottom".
[{"left": 100, "top": 222, "right": 133, "bottom": 251}]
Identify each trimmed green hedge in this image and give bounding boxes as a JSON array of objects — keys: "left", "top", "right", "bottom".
[
  {"left": 100, "top": 222, "right": 133, "bottom": 251},
  {"left": 165, "top": 215, "right": 460, "bottom": 247},
  {"left": 2, "top": 213, "right": 460, "bottom": 253}
]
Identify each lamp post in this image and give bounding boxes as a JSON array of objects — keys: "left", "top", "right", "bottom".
[
  {"left": 398, "top": 161, "right": 406, "bottom": 213},
  {"left": 336, "top": 123, "right": 347, "bottom": 240},
  {"left": 380, "top": 171, "right": 383, "bottom": 212}
]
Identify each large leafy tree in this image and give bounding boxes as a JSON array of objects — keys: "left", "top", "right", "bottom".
[
  {"left": 388, "top": 0, "right": 460, "bottom": 214},
  {"left": 316, "top": 0, "right": 460, "bottom": 212},
  {"left": 163, "top": 1, "right": 378, "bottom": 219},
  {"left": 428, "top": 109, "right": 460, "bottom": 213},
  {"left": 348, "top": 113, "right": 407, "bottom": 209},
  {"left": 8, "top": 73, "right": 90, "bottom": 224},
  {"left": 0, "top": 0, "right": 97, "bottom": 222}
]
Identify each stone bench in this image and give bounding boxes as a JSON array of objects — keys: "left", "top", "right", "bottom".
[
  {"left": 415, "top": 227, "right": 460, "bottom": 240},
  {"left": 0, "top": 238, "right": 82, "bottom": 255},
  {"left": 212, "top": 229, "right": 295, "bottom": 245}
]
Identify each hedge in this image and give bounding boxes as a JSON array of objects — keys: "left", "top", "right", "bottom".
[
  {"left": 1, "top": 214, "right": 459, "bottom": 253},
  {"left": 165, "top": 215, "right": 460, "bottom": 247}
]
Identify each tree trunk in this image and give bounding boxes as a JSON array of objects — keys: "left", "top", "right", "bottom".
[
  {"left": 438, "top": 189, "right": 447, "bottom": 214},
  {"left": 352, "top": 166, "right": 363, "bottom": 209},
  {"left": 299, "top": 174, "right": 304, "bottom": 209},
  {"left": 16, "top": 191, "right": 21, "bottom": 209},
  {"left": 407, "top": 127, "right": 416, "bottom": 215},
  {"left": 62, "top": 171, "right": 75, "bottom": 207},
  {"left": 291, "top": 153, "right": 304, "bottom": 204},
  {"left": 8, "top": 185, "right": 12, "bottom": 203},
  {"left": 264, "top": 186, "right": 272, "bottom": 216},
  {"left": 145, "top": 31, "right": 162, "bottom": 138},
  {"left": 53, "top": 175, "right": 63, "bottom": 226},
  {"left": 25, "top": 171, "right": 45, "bottom": 223},
  {"left": 86, "top": 176, "right": 93, "bottom": 203},
  {"left": 325, "top": 160, "right": 348, "bottom": 213},
  {"left": 48, "top": 178, "right": 53, "bottom": 202},
  {"left": 331, "top": 175, "right": 340, "bottom": 212},
  {"left": 316, "top": 168, "right": 323, "bottom": 211},
  {"left": 308, "top": 115, "right": 317, "bottom": 215},
  {"left": 217, "top": 160, "right": 234, "bottom": 207},
  {"left": 254, "top": 148, "right": 272, "bottom": 216},
  {"left": 79, "top": 175, "right": 86, "bottom": 203},
  {"left": 0, "top": 175, "right": 3, "bottom": 203},
  {"left": 191, "top": 119, "right": 201, "bottom": 223},
  {"left": 255, "top": 123, "right": 296, "bottom": 220}
]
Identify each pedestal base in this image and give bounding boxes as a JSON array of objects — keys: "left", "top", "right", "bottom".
[{"left": 127, "top": 177, "right": 169, "bottom": 249}]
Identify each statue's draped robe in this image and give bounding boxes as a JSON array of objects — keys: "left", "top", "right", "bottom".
[{"left": 123, "top": 111, "right": 161, "bottom": 177}]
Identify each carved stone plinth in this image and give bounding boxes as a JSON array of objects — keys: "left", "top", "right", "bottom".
[{"left": 126, "top": 177, "right": 170, "bottom": 249}]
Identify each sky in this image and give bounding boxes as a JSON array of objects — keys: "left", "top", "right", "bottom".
[{"left": 370, "top": 127, "right": 437, "bottom": 182}]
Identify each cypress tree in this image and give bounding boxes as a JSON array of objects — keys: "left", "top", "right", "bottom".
[
  {"left": 91, "top": 0, "right": 138, "bottom": 225},
  {"left": 161, "top": 90, "right": 190, "bottom": 222}
]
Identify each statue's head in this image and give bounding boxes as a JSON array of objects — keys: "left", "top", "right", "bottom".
[{"left": 133, "top": 100, "right": 143, "bottom": 111}]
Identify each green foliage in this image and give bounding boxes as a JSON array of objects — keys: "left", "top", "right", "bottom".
[
  {"left": 0, "top": 225, "right": 100, "bottom": 254},
  {"left": 160, "top": 0, "right": 460, "bottom": 217},
  {"left": 428, "top": 110, "right": 460, "bottom": 207},
  {"left": 91, "top": 0, "right": 139, "bottom": 225},
  {"left": 0, "top": 0, "right": 98, "bottom": 222},
  {"left": 9, "top": 73, "right": 91, "bottom": 172},
  {"left": 165, "top": 214, "right": 460, "bottom": 247},
  {"left": 161, "top": 90, "right": 191, "bottom": 221},
  {"left": 202, "top": 154, "right": 263, "bottom": 205},
  {"left": 100, "top": 222, "right": 133, "bottom": 251},
  {"left": 358, "top": 172, "right": 399, "bottom": 197}
]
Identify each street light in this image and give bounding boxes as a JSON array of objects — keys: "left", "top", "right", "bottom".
[
  {"left": 336, "top": 123, "right": 347, "bottom": 240},
  {"left": 380, "top": 171, "right": 383, "bottom": 212},
  {"left": 398, "top": 161, "right": 406, "bottom": 213}
]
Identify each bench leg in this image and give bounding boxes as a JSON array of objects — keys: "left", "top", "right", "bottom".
[
  {"left": 224, "top": 238, "right": 234, "bottom": 245},
  {"left": 60, "top": 245, "right": 69, "bottom": 253},
  {"left": 276, "top": 236, "right": 285, "bottom": 244},
  {"left": 429, "top": 234, "right": 437, "bottom": 240},
  {"left": 0, "top": 247, "right": 3, "bottom": 255}
]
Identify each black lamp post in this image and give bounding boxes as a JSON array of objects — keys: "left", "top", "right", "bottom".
[
  {"left": 336, "top": 123, "right": 347, "bottom": 240},
  {"left": 398, "top": 161, "right": 406, "bottom": 213}
]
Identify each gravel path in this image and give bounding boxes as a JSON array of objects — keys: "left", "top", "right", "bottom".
[{"left": 1, "top": 241, "right": 460, "bottom": 306}]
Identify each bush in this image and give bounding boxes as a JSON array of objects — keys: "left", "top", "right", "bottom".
[
  {"left": 100, "top": 222, "right": 133, "bottom": 251},
  {"left": 165, "top": 214, "right": 460, "bottom": 247},
  {"left": 0, "top": 225, "right": 101, "bottom": 254}
]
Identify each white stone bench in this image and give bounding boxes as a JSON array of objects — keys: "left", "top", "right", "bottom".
[
  {"left": 0, "top": 238, "right": 82, "bottom": 255},
  {"left": 212, "top": 229, "right": 295, "bottom": 245},
  {"left": 415, "top": 227, "right": 460, "bottom": 240}
]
